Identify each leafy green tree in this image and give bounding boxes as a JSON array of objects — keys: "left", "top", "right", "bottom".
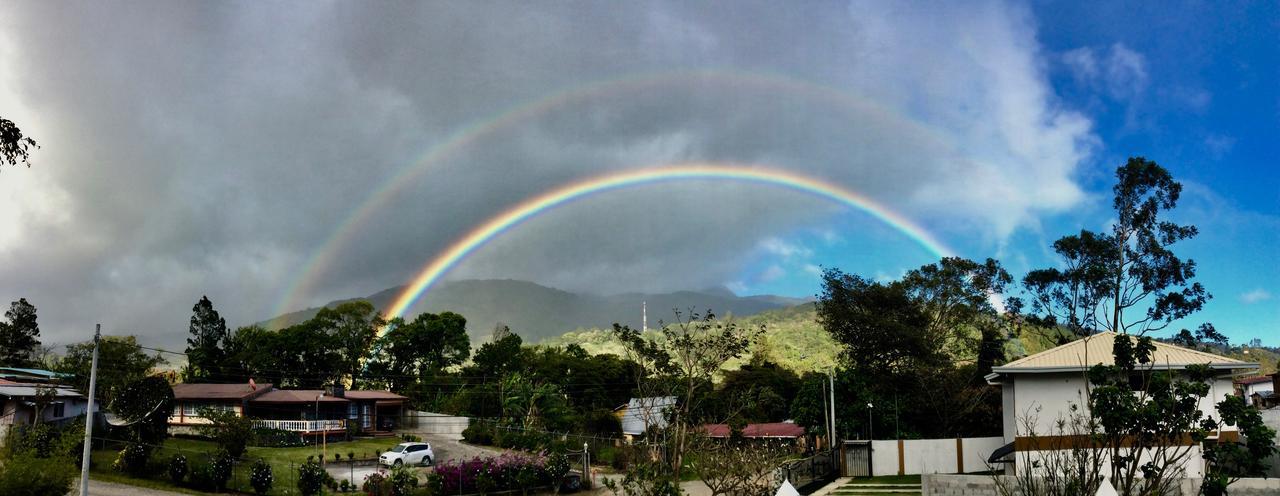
[
  {"left": 196, "top": 406, "right": 255, "bottom": 458},
  {"left": 710, "top": 359, "right": 799, "bottom": 423},
  {"left": 274, "top": 320, "right": 342, "bottom": 388},
  {"left": 0, "top": 116, "right": 38, "bottom": 169},
  {"left": 1025, "top": 158, "right": 1207, "bottom": 337},
  {"left": 472, "top": 329, "right": 524, "bottom": 379},
  {"left": 612, "top": 310, "right": 760, "bottom": 484},
  {"left": 313, "top": 301, "right": 385, "bottom": 382},
  {"left": 58, "top": 335, "right": 164, "bottom": 407},
  {"left": 221, "top": 324, "right": 280, "bottom": 383},
  {"left": 1171, "top": 323, "right": 1229, "bottom": 352},
  {"left": 371, "top": 311, "right": 469, "bottom": 388},
  {"left": 0, "top": 298, "right": 41, "bottom": 366},
  {"left": 185, "top": 295, "right": 230, "bottom": 381},
  {"left": 818, "top": 257, "right": 1014, "bottom": 438}
]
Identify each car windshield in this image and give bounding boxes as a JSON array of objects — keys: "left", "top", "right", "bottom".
[{"left": 391, "top": 445, "right": 407, "bottom": 453}]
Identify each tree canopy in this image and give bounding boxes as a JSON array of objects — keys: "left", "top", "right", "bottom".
[{"left": 0, "top": 298, "right": 42, "bottom": 367}]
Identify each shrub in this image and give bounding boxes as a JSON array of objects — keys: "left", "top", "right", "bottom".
[
  {"left": 546, "top": 451, "right": 571, "bottom": 494},
  {"left": 0, "top": 453, "right": 77, "bottom": 496},
  {"left": 364, "top": 470, "right": 391, "bottom": 496},
  {"left": 206, "top": 450, "right": 235, "bottom": 491},
  {"left": 432, "top": 452, "right": 551, "bottom": 495},
  {"left": 167, "top": 454, "right": 189, "bottom": 485},
  {"left": 390, "top": 463, "right": 419, "bottom": 496},
  {"left": 401, "top": 433, "right": 422, "bottom": 442},
  {"left": 462, "top": 420, "right": 495, "bottom": 445},
  {"left": 250, "top": 458, "right": 274, "bottom": 495},
  {"left": 187, "top": 460, "right": 215, "bottom": 490},
  {"left": 197, "top": 407, "right": 254, "bottom": 457},
  {"left": 339, "top": 478, "right": 352, "bottom": 492},
  {"left": 251, "top": 427, "right": 307, "bottom": 448},
  {"left": 112, "top": 442, "right": 151, "bottom": 476},
  {"left": 298, "top": 459, "right": 326, "bottom": 496}
]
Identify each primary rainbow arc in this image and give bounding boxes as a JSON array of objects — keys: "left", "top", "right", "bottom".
[{"left": 383, "top": 162, "right": 955, "bottom": 327}]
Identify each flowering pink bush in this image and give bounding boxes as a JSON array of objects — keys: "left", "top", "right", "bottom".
[{"left": 431, "top": 452, "right": 553, "bottom": 494}]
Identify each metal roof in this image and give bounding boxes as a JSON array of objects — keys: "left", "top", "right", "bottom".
[
  {"left": 250, "top": 389, "right": 350, "bottom": 403},
  {"left": 991, "top": 332, "right": 1256, "bottom": 376},
  {"left": 173, "top": 383, "right": 273, "bottom": 400},
  {"left": 343, "top": 390, "right": 407, "bottom": 401},
  {"left": 702, "top": 422, "right": 805, "bottom": 439},
  {"left": 0, "top": 385, "right": 84, "bottom": 398}
]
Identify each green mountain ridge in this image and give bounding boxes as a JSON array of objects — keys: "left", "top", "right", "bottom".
[{"left": 260, "top": 279, "right": 811, "bottom": 343}]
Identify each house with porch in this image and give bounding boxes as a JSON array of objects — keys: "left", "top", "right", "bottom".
[
  {"left": 169, "top": 382, "right": 407, "bottom": 437},
  {"left": 984, "top": 332, "right": 1257, "bottom": 477}
]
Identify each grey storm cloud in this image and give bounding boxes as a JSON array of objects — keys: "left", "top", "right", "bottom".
[{"left": 0, "top": 0, "right": 1093, "bottom": 349}]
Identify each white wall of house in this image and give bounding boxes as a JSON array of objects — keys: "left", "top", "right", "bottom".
[
  {"left": 1008, "top": 372, "right": 1237, "bottom": 438},
  {"left": 1242, "top": 381, "right": 1274, "bottom": 397},
  {"left": 1013, "top": 445, "right": 1207, "bottom": 478},
  {"left": 167, "top": 401, "right": 242, "bottom": 425}
]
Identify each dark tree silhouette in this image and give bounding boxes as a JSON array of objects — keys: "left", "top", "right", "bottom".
[
  {"left": 0, "top": 116, "right": 38, "bottom": 168},
  {"left": 185, "top": 295, "right": 229, "bottom": 381},
  {"left": 0, "top": 298, "right": 41, "bottom": 366}
]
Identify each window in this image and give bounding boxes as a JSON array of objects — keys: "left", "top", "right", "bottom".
[
  {"left": 348, "top": 403, "right": 358, "bottom": 419},
  {"left": 51, "top": 402, "right": 65, "bottom": 418},
  {"left": 182, "top": 402, "right": 197, "bottom": 416}
]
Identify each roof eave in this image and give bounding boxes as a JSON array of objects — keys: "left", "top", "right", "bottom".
[{"left": 991, "top": 362, "right": 1259, "bottom": 375}]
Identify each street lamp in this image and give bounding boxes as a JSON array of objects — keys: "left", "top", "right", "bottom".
[
  {"left": 866, "top": 403, "right": 873, "bottom": 441},
  {"left": 317, "top": 393, "right": 327, "bottom": 466}
]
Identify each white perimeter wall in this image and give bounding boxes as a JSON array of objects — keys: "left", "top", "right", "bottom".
[
  {"left": 404, "top": 410, "right": 469, "bottom": 440},
  {"left": 868, "top": 437, "right": 1004, "bottom": 476}
]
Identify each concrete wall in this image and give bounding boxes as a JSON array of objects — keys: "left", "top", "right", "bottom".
[
  {"left": 922, "top": 474, "right": 1280, "bottom": 496},
  {"left": 866, "top": 437, "right": 1004, "bottom": 476},
  {"left": 403, "top": 410, "right": 469, "bottom": 440}
]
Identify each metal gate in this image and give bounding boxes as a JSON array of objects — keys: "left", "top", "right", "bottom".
[
  {"left": 778, "top": 448, "right": 839, "bottom": 494},
  {"left": 843, "top": 441, "right": 872, "bottom": 477}
]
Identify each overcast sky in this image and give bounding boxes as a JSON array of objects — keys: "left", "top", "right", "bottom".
[{"left": 1, "top": 1, "right": 1275, "bottom": 350}]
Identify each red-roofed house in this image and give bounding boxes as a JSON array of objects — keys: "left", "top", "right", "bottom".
[
  {"left": 168, "top": 382, "right": 407, "bottom": 437},
  {"left": 701, "top": 422, "right": 806, "bottom": 440},
  {"left": 1235, "top": 374, "right": 1276, "bottom": 407}
]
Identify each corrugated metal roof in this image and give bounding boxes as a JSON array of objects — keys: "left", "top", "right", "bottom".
[
  {"left": 251, "top": 389, "right": 349, "bottom": 403},
  {"left": 702, "top": 422, "right": 805, "bottom": 438},
  {"left": 173, "top": 383, "right": 273, "bottom": 400},
  {"left": 343, "top": 391, "right": 406, "bottom": 401},
  {"left": 0, "top": 385, "right": 84, "bottom": 398},
  {"left": 1235, "top": 375, "right": 1273, "bottom": 385},
  {"left": 992, "top": 332, "right": 1256, "bottom": 374}
]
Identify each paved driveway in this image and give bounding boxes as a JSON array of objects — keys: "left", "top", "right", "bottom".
[
  {"left": 71, "top": 479, "right": 186, "bottom": 496},
  {"left": 326, "top": 433, "right": 507, "bottom": 486}
]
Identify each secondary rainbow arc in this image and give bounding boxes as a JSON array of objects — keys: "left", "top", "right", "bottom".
[{"left": 383, "top": 162, "right": 956, "bottom": 328}]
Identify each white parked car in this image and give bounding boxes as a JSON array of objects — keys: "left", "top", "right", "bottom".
[{"left": 379, "top": 442, "right": 434, "bottom": 467}]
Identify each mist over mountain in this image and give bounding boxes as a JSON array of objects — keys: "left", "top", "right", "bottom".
[{"left": 262, "top": 279, "right": 811, "bottom": 343}]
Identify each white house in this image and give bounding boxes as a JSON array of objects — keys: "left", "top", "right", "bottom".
[
  {"left": 614, "top": 396, "right": 676, "bottom": 440},
  {"left": 1234, "top": 375, "right": 1275, "bottom": 407},
  {"left": 0, "top": 381, "right": 95, "bottom": 426},
  {"left": 984, "top": 332, "right": 1257, "bottom": 477}
]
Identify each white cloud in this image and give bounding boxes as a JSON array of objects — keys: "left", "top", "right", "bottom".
[
  {"left": 758, "top": 237, "right": 812, "bottom": 259},
  {"left": 1062, "top": 43, "right": 1149, "bottom": 101},
  {"left": 1242, "top": 288, "right": 1272, "bottom": 304}
]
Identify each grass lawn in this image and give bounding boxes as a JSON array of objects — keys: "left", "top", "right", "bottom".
[
  {"left": 91, "top": 437, "right": 405, "bottom": 495},
  {"left": 849, "top": 474, "right": 922, "bottom": 485}
]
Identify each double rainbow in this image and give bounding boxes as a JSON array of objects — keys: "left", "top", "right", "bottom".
[{"left": 382, "top": 162, "right": 955, "bottom": 326}]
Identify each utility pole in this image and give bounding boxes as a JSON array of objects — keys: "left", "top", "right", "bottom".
[
  {"left": 78, "top": 324, "right": 101, "bottom": 496},
  {"left": 828, "top": 370, "right": 836, "bottom": 447},
  {"left": 642, "top": 301, "right": 647, "bottom": 333},
  {"left": 821, "top": 377, "right": 829, "bottom": 448}
]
